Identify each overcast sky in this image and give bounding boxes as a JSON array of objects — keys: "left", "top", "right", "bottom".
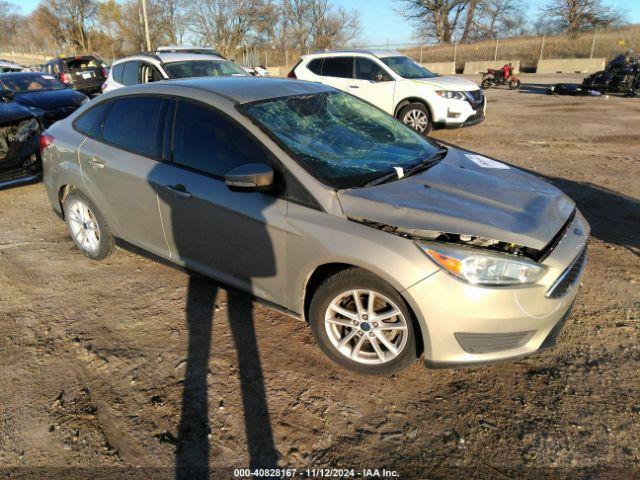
[{"left": 16, "top": 0, "right": 640, "bottom": 45}]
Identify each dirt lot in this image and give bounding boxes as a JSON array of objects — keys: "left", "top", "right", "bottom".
[{"left": 0, "top": 74, "right": 638, "bottom": 480}]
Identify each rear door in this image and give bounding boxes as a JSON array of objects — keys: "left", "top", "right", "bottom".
[
  {"left": 348, "top": 57, "right": 396, "bottom": 114},
  {"left": 75, "top": 96, "right": 170, "bottom": 257},
  {"left": 318, "top": 56, "right": 353, "bottom": 92}
]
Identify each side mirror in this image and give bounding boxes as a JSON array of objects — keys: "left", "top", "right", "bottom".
[
  {"left": 225, "top": 163, "right": 274, "bottom": 192},
  {"left": 0, "top": 88, "right": 15, "bottom": 100}
]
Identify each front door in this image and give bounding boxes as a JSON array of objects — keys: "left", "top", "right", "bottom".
[
  {"left": 348, "top": 57, "right": 396, "bottom": 114},
  {"left": 153, "top": 98, "right": 288, "bottom": 303}
]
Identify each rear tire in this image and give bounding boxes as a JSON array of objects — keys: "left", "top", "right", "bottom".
[
  {"left": 63, "top": 190, "right": 115, "bottom": 260},
  {"left": 480, "top": 78, "right": 491, "bottom": 89},
  {"left": 398, "top": 103, "right": 432, "bottom": 136},
  {"left": 309, "top": 268, "right": 418, "bottom": 376}
]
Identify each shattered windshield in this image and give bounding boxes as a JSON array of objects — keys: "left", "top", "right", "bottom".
[
  {"left": 242, "top": 92, "right": 439, "bottom": 188},
  {"left": 163, "top": 60, "right": 246, "bottom": 78},
  {"left": 0, "top": 74, "right": 66, "bottom": 92},
  {"left": 382, "top": 56, "right": 437, "bottom": 79}
]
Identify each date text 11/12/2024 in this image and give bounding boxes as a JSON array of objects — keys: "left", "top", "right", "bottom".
[{"left": 233, "top": 468, "right": 400, "bottom": 478}]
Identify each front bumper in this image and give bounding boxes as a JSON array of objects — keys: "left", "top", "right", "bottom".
[
  {"left": 403, "top": 210, "right": 589, "bottom": 366},
  {"left": 432, "top": 96, "right": 486, "bottom": 129}
]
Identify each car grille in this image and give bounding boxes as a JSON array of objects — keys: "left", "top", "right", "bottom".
[
  {"left": 546, "top": 248, "right": 588, "bottom": 299},
  {"left": 454, "top": 331, "right": 536, "bottom": 354},
  {"left": 464, "top": 90, "right": 484, "bottom": 109}
]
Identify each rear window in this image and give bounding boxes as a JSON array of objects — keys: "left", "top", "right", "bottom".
[
  {"left": 112, "top": 63, "right": 125, "bottom": 83},
  {"left": 64, "top": 57, "right": 99, "bottom": 71},
  {"left": 102, "top": 97, "right": 167, "bottom": 157},
  {"left": 321, "top": 57, "right": 353, "bottom": 78}
]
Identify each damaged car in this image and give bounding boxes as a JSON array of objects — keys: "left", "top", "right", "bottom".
[
  {"left": 0, "top": 72, "right": 89, "bottom": 128},
  {"left": 0, "top": 88, "right": 42, "bottom": 188},
  {"left": 41, "top": 78, "right": 588, "bottom": 375}
]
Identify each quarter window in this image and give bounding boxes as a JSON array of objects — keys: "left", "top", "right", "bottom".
[
  {"left": 171, "top": 100, "right": 267, "bottom": 177},
  {"left": 74, "top": 101, "right": 111, "bottom": 138},
  {"left": 321, "top": 57, "right": 353, "bottom": 78},
  {"left": 121, "top": 61, "right": 139, "bottom": 86},
  {"left": 111, "top": 63, "right": 125, "bottom": 83},
  {"left": 307, "top": 58, "right": 323, "bottom": 74},
  {"left": 102, "top": 96, "right": 167, "bottom": 157}
]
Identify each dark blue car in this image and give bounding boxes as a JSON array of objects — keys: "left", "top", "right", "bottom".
[{"left": 0, "top": 72, "right": 89, "bottom": 127}]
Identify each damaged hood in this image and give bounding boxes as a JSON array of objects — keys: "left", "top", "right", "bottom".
[
  {"left": 337, "top": 148, "right": 575, "bottom": 251},
  {"left": 14, "top": 89, "right": 87, "bottom": 111},
  {"left": 0, "top": 101, "right": 36, "bottom": 126}
]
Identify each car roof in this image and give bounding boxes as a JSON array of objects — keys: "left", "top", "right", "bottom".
[
  {"left": 140, "top": 76, "right": 335, "bottom": 104},
  {"left": 113, "top": 52, "right": 226, "bottom": 65},
  {"left": 0, "top": 61, "right": 25, "bottom": 69},
  {"left": 305, "top": 49, "right": 402, "bottom": 59}
]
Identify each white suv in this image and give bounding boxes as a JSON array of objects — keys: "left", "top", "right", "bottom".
[
  {"left": 290, "top": 50, "right": 485, "bottom": 134},
  {"left": 103, "top": 51, "right": 246, "bottom": 93}
]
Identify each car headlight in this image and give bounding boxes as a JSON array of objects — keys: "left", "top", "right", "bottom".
[
  {"left": 435, "top": 90, "right": 467, "bottom": 100},
  {"left": 417, "top": 241, "right": 546, "bottom": 286}
]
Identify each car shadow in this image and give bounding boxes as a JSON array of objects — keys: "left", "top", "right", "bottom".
[
  {"left": 518, "top": 83, "right": 556, "bottom": 95},
  {"left": 146, "top": 148, "right": 280, "bottom": 475},
  {"left": 518, "top": 167, "right": 640, "bottom": 255}
]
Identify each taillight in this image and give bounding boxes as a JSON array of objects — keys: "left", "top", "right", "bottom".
[
  {"left": 60, "top": 72, "right": 71, "bottom": 84},
  {"left": 287, "top": 69, "right": 297, "bottom": 79},
  {"left": 39, "top": 133, "right": 54, "bottom": 153},
  {"left": 101, "top": 67, "right": 107, "bottom": 78}
]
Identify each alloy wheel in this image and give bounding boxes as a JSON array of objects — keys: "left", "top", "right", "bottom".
[
  {"left": 67, "top": 198, "right": 101, "bottom": 254},
  {"left": 402, "top": 109, "right": 429, "bottom": 133},
  {"left": 324, "top": 289, "right": 409, "bottom": 365}
]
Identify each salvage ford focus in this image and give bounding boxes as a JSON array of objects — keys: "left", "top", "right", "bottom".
[{"left": 41, "top": 77, "right": 588, "bottom": 375}]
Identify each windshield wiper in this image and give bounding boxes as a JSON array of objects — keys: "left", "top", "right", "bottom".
[{"left": 363, "top": 146, "right": 448, "bottom": 187}]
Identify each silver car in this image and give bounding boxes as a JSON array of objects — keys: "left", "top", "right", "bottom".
[{"left": 41, "top": 77, "right": 589, "bottom": 375}]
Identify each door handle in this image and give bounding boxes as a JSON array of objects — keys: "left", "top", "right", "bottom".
[
  {"left": 164, "top": 184, "right": 192, "bottom": 200},
  {"left": 348, "top": 84, "right": 359, "bottom": 89},
  {"left": 89, "top": 157, "right": 104, "bottom": 169}
]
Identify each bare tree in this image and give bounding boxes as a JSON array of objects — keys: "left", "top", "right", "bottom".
[
  {"left": 540, "top": 0, "right": 623, "bottom": 34},
  {"left": 42, "top": 0, "right": 98, "bottom": 51},
  {"left": 0, "top": 1, "right": 21, "bottom": 46},
  {"left": 398, "top": 0, "right": 471, "bottom": 43}
]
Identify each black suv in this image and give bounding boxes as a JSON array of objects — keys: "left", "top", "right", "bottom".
[{"left": 43, "top": 56, "right": 106, "bottom": 96}]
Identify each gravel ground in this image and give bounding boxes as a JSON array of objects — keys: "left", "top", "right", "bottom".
[{"left": 0, "top": 74, "right": 638, "bottom": 480}]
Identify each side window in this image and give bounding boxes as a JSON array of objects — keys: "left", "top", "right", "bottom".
[
  {"left": 355, "top": 57, "right": 390, "bottom": 81},
  {"left": 172, "top": 99, "right": 267, "bottom": 177},
  {"left": 321, "top": 57, "right": 353, "bottom": 78},
  {"left": 52, "top": 63, "right": 60, "bottom": 75},
  {"left": 102, "top": 96, "right": 167, "bottom": 157},
  {"left": 307, "top": 58, "right": 323, "bottom": 75},
  {"left": 74, "top": 101, "right": 111, "bottom": 138},
  {"left": 121, "top": 61, "right": 139, "bottom": 86},
  {"left": 112, "top": 63, "right": 124, "bottom": 83}
]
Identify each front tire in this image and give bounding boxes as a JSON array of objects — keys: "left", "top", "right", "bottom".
[
  {"left": 64, "top": 190, "right": 115, "bottom": 260},
  {"left": 309, "top": 268, "right": 418, "bottom": 375},
  {"left": 398, "top": 103, "right": 432, "bottom": 136},
  {"left": 508, "top": 79, "right": 521, "bottom": 89},
  {"left": 480, "top": 78, "right": 491, "bottom": 89}
]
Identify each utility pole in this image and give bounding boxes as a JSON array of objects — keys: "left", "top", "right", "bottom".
[
  {"left": 590, "top": 27, "right": 597, "bottom": 58},
  {"left": 494, "top": 37, "right": 499, "bottom": 61},
  {"left": 141, "top": 0, "right": 151, "bottom": 51},
  {"left": 539, "top": 34, "right": 546, "bottom": 62}
]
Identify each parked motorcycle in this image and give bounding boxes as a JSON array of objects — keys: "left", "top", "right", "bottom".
[
  {"left": 480, "top": 67, "right": 521, "bottom": 90},
  {"left": 582, "top": 54, "right": 640, "bottom": 96}
]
